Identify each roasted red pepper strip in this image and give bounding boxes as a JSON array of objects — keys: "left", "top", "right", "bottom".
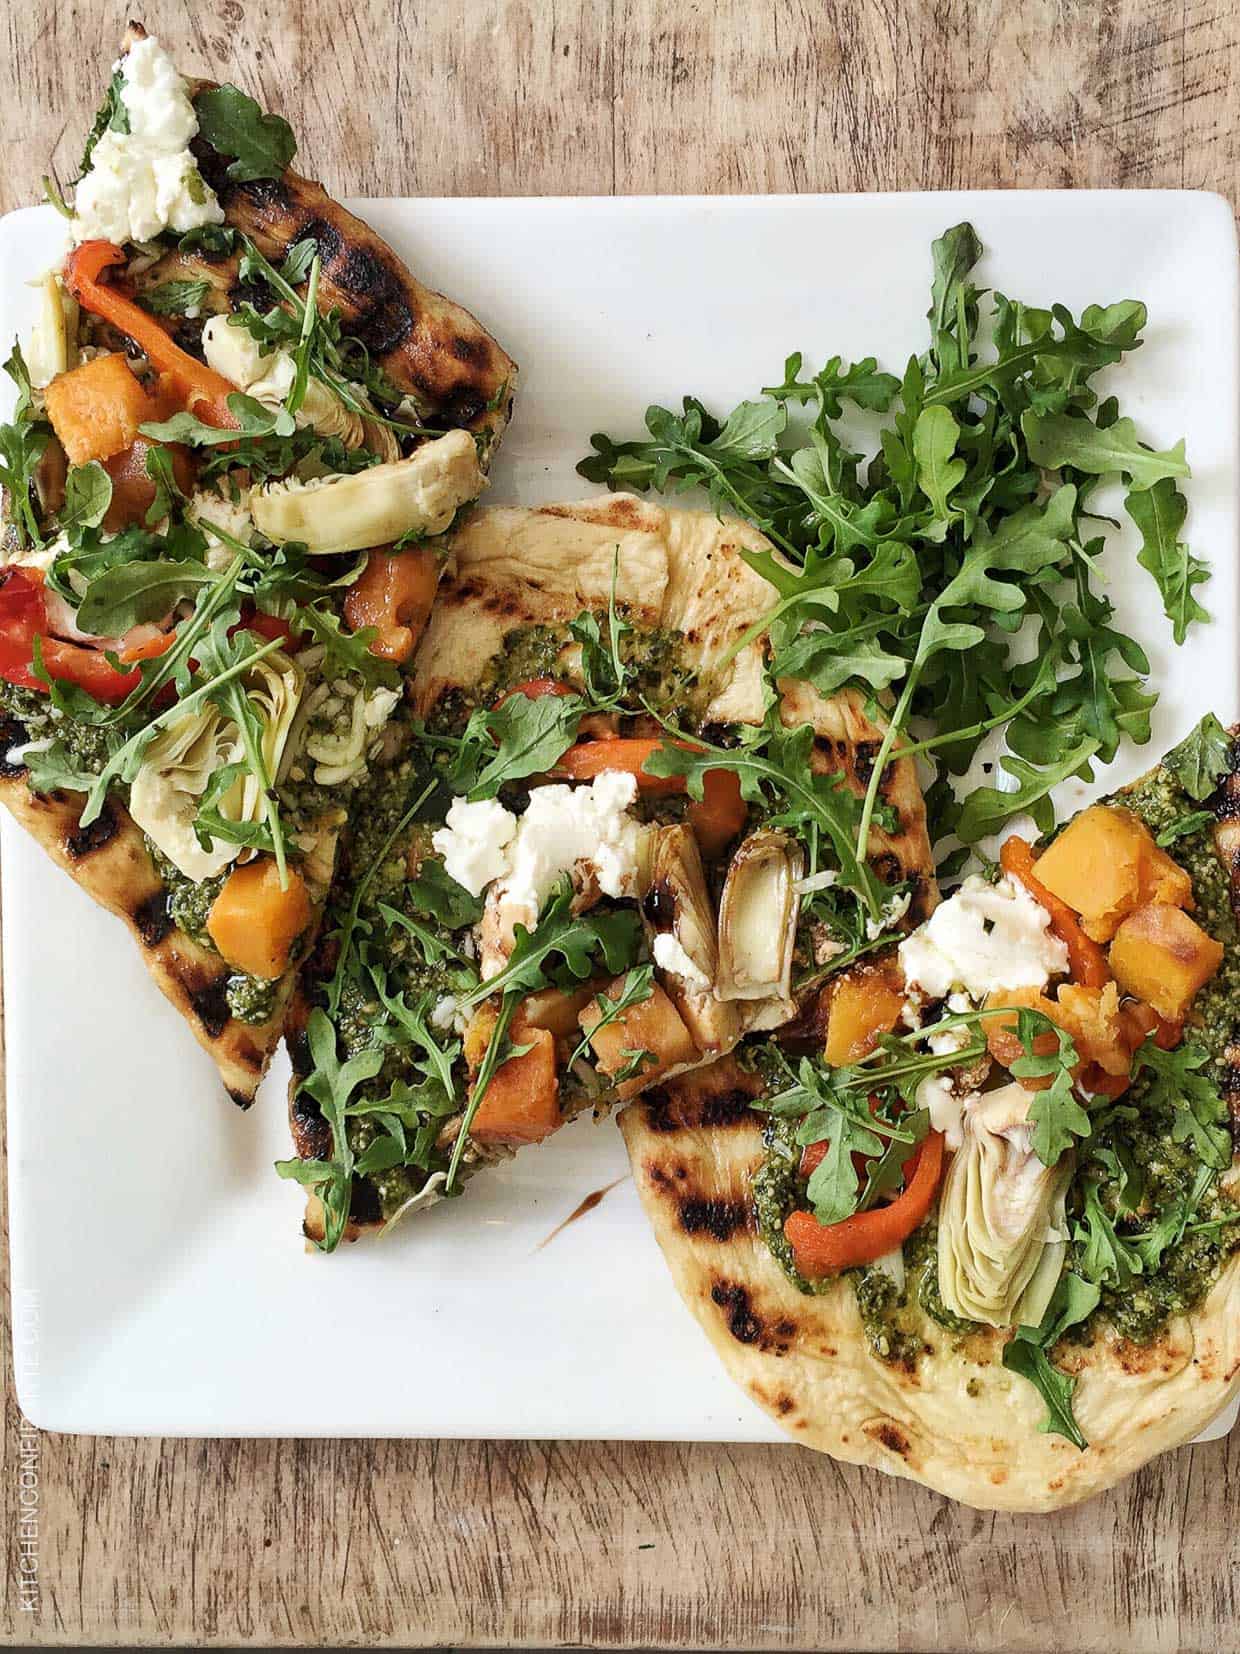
[
  {"left": 63, "top": 241, "right": 240, "bottom": 429},
  {"left": 785, "top": 1130, "right": 946, "bottom": 1277},
  {"left": 0, "top": 568, "right": 141, "bottom": 703}
]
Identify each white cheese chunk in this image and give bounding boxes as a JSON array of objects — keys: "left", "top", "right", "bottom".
[
  {"left": 897, "top": 873, "right": 1068, "bottom": 1001},
  {"left": 652, "top": 930, "right": 711, "bottom": 991},
  {"left": 432, "top": 797, "right": 518, "bottom": 897},
  {"left": 500, "top": 770, "right": 643, "bottom": 923},
  {"left": 72, "top": 36, "right": 224, "bottom": 245}
]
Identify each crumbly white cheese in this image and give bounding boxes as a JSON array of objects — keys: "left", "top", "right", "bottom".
[
  {"left": 433, "top": 797, "right": 518, "bottom": 897},
  {"left": 916, "top": 1073, "right": 972, "bottom": 1151},
  {"left": 652, "top": 930, "right": 711, "bottom": 991},
  {"left": 897, "top": 873, "right": 1068, "bottom": 1001},
  {"left": 433, "top": 770, "right": 645, "bottom": 929},
  {"left": 72, "top": 36, "right": 224, "bottom": 245}
]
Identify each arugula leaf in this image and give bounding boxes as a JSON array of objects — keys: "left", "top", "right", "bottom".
[
  {"left": 452, "top": 692, "right": 583, "bottom": 801},
  {"left": 764, "top": 351, "right": 900, "bottom": 418},
  {"left": 913, "top": 405, "right": 966, "bottom": 520},
  {"left": 140, "top": 392, "right": 294, "bottom": 448},
  {"left": 1131, "top": 1039, "right": 1232, "bottom": 1171},
  {"left": 404, "top": 857, "right": 485, "bottom": 928},
  {"left": 274, "top": 1009, "right": 385, "bottom": 1252},
  {"left": 1073, "top": 1179, "right": 1142, "bottom": 1289},
  {"left": 178, "top": 225, "right": 238, "bottom": 258},
  {"left": 1023, "top": 409, "right": 1190, "bottom": 491},
  {"left": 193, "top": 85, "right": 296, "bottom": 182},
  {"left": 59, "top": 461, "right": 113, "bottom": 535},
  {"left": 0, "top": 343, "right": 49, "bottom": 548},
  {"left": 464, "top": 878, "right": 643, "bottom": 1008},
  {"left": 954, "top": 736, "right": 1101, "bottom": 845},
  {"left": 1010, "top": 1010, "right": 1091, "bottom": 1166},
  {"left": 1002, "top": 1270, "right": 1099, "bottom": 1451},
  {"left": 139, "top": 279, "right": 211, "bottom": 318},
  {"left": 1127, "top": 478, "right": 1209, "bottom": 644},
  {"left": 1162, "top": 711, "right": 1233, "bottom": 801},
  {"left": 1155, "top": 809, "right": 1215, "bottom": 847},
  {"left": 77, "top": 66, "right": 128, "bottom": 179},
  {"left": 23, "top": 739, "right": 107, "bottom": 796},
  {"left": 75, "top": 559, "right": 213, "bottom": 635},
  {"left": 294, "top": 602, "right": 400, "bottom": 692}
]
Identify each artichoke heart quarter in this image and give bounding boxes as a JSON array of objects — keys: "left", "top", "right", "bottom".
[
  {"left": 129, "top": 650, "right": 303, "bottom": 883},
  {"left": 937, "top": 1081, "right": 1074, "bottom": 1330},
  {"left": 250, "top": 429, "right": 486, "bottom": 554},
  {"left": 716, "top": 829, "right": 803, "bottom": 1001}
]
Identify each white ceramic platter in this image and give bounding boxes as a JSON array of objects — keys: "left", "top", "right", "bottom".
[{"left": 3, "top": 192, "right": 1237, "bottom": 1439}]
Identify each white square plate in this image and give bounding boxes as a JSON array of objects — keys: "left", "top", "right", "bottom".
[{"left": 3, "top": 192, "right": 1238, "bottom": 1440}]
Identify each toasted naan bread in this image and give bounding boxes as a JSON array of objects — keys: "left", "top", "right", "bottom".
[
  {"left": 621, "top": 745, "right": 1240, "bottom": 1511},
  {"left": 288, "top": 497, "right": 936, "bottom": 1241}
]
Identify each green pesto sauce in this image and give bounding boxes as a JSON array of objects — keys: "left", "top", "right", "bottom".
[
  {"left": 0, "top": 681, "right": 114, "bottom": 773},
  {"left": 426, "top": 618, "right": 697, "bottom": 734},
  {"left": 146, "top": 844, "right": 283, "bottom": 1027}
]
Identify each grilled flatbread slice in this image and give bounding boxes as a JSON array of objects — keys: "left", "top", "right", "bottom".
[
  {"left": 0, "top": 30, "right": 507, "bottom": 1103},
  {"left": 622, "top": 734, "right": 1240, "bottom": 1511},
  {"left": 285, "top": 497, "right": 936, "bottom": 1243}
]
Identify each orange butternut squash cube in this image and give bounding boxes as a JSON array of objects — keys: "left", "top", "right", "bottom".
[
  {"left": 206, "top": 858, "right": 311, "bottom": 981},
  {"left": 1032, "top": 805, "right": 1147, "bottom": 942},
  {"left": 825, "top": 968, "right": 904, "bottom": 1066},
  {"left": 44, "top": 352, "right": 165, "bottom": 467},
  {"left": 1108, "top": 903, "right": 1224, "bottom": 1022},
  {"left": 470, "top": 1027, "right": 561, "bottom": 1146},
  {"left": 1055, "top": 981, "right": 1130, "bottom": 1076},
  {"left": 1136, "top": 838, "right": 1194, "bottom": 912},
  {"left": 579, "top": 978, "right": 698, "bottom": 1098},
  {"left": 983, "top": 988, "right": 1066, "bottom": 1088}
]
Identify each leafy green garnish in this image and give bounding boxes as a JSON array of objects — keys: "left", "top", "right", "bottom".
[
  {"left": 1162, "top": 712, "right": 1233, "bottom": 802},
  {"left": 462, "top": 878, "right": 642, "bottom": 1010},
  {"left": 139, "top": 280, "right": 212, "bottom": 318},
  {"left": 1155, "top": 809, "right": 1216, "bottom": 848},
  {"left": 1011, "top": 1010, "right": 1090, "bottom": 1166},
  {"left": 193, "top": 85, "right": 296, "bottom": 182},
  {"left": 59, "top": 461, "right": 112, "bottom": 536},
  {"left": 570, "top": 967, "right": 654, "bottom": 1067},
  {"left": 77, "top": 67, "right": 128, "bottom": 179},
  {"left": 1002, "top": 1272, "right": 1099, "bottom": 1451},
  {"left": 1131, "top": 1039, "right": 1231, "bottom": 1171},
  {"left": 74, "top": 558, "right": 212, "bottom": 635},
  {"left": 404, "top": 857, "right": 485, "bottom": 928},
  {"left": 1127, "top": 479, "right": 1209, "bottom": 645},
  {"left": 448, "top": 692, "right": 583, "bottom": 801},
  {"left": 0, "top": 344, "right": 48, "bottom": 549}
]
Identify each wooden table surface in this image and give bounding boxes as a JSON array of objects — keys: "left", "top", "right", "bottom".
[{"left": 2, "top": 0, "right": 1239, "bottom": 1647}]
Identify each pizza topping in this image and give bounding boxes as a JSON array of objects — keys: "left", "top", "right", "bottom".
[
  {"left": 72, "top": 36, "right": 224, "bottom": 246},
  {"left": 250, "top": 429, "right": 485, "bottom": 554},
  {"left": 206, "top": 856, "right": 311, "bottom": 981},
  {"left": 715, "top": 829, "right": 802, "bottom": 1005},
  {"left": 897, "top": 873, "right": 1068, "bottom": 1002},
  {"left": 432, "top": 796, "right": 517, "bottom": 897},
  {"left": 936, "top": 1081, "right": 1075, "bottom": 1329}
]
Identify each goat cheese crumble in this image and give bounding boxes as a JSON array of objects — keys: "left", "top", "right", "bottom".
[
  {"left": 72, "top": 36, "right": 224, "bottom": 245},
  {"left": 652, "top": 931, "right": 711, "bottom": 991},
  {"left": 898, "top": 873, "right": 1068, "bottom": 1001},
  {"left": 433, "top": 798, "right": 518, "bottom": 897}
]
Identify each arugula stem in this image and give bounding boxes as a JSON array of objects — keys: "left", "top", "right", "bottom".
[
  {"left": 445, "top": 992, "right": 520, "bottom": 1193},
  {"left": 854, "top": 664, "right": 921, "bottom": 872}
]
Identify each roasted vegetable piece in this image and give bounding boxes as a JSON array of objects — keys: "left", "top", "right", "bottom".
[
  {"left": 44, "top": 353, "right": 170, "bottom": 467},
  {"left": 785, "top": 1130, "right": 945, "bottom": 1277},
  {"left": 1054, "top": 981, "right": 1130, "bottom": 1077},
  {"left": 103, "top": 437, "right": 196, "bottom": 531},
  {"left": 1108, "top": 902, "right": 1224, "bottom": 1021},
  {"left": 63, "top": 240, "right": 239, "bottom": 428},
  {"left": 470, "top": 1027, "right": 561, "bottom": 1146},
  {"left": 206, "top": 857, "right": 312, "bottom": 980},
  {"left": 715, "top": 829, "right": 802, "bottom": 1003},
  {"left": 513, "top": 984, "right": 600, "bottom": 1043},
  {"left": 342, "top": 545, "right": 438, "bottom": 662},
  {"left": 555, "top": 737, "right": 745, "bottom": 856},
  {"left": 825, "top": 966, "right": 904, "bottom": 1066},
  {"left": 579, "top": 978, "right": 699, "bottom": 1098},
  {"left": 1032, "top": 804, "right": 1192, "bottom": 942},
  {"left": 984, "top": 988, "right": 1067, "bottom": 1086}
]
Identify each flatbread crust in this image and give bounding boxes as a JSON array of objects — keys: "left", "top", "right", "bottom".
[
  {"left": 621, "top": 756, "right": 1240, "bottom": 1511},
  {"left": 0, "top": 750, "right": 287, "bottom": 1104}
]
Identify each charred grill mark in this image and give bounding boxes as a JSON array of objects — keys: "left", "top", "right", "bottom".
[
  {"left": 291, "top": 1090, "right": 330, "bottom": 1159},
  {"left": 64, "top": 800, "right": 119, "bottom": 859},
  {"left": 228, "top": 275, "right": 276, "bottom": 311},
  {"left": 709, "top": 1280, "right": 795, "bottom": 1354},
  {"left": 0, "top": 714, "right": 28, "bottom": 778},
  {"left": 349, "top": 1175, "right": 382, "bottom": 1225},
  {"left": 867, "top": 1419, "right": 911, "bottom": 1458},
  {"left": 355, "top": 295, "right": 415, "bottom": 356},
  {"left": 677, "top": 1197, "right": 752, "bottom": 1242},
  {"left": 131, "top": 890, "right": 173, "bottom": 947},
  {"left": 451, "top": 333, "right": 487, "bottom": 366},
  {"left": 333, "top": 243, "right": 397, "bottom": 300},
  {"left": 852, "top": 739, "right": 879, "bottom": 787},
  {"left": 441, "top": 387, "right": 485, "bottom": 429},
  {"left": 295, "top": 215, "right": 343, "bottom": 263},
  {"left": 642, "top": 1084, "right": 757, "bottom": 1133},
  {"left": 228, "top": 1086, "right": 254, "bottom": 1112},
  {"left": 871, "top": 850, "right": 904, "bottom": 887},
  {"left": 188, "top": 973, "right": 232, "bottom": 1039}
]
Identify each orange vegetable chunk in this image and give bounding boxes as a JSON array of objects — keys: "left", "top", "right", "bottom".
[
  {"left": 579, "top": 978, "right": 698, "bottom": 1098},
  {"left": 103, "top": 437, "right": 196, "bottom": 531},
  {"left": 343, "top": 545, "right": 438, "bottom": 663},
  {"left": 1108, "top": 902, "right": 1224, "bottom": 1022},
  {"left": 825, "top": 968, "right": 904, "bottom": 1066},
  {"left": 470, "top": 1026, "right": 561, "bottom": 1146},
  {"left": 1032, "top": 805, "right": 1148, "bottom": 943},
  {"left": 206, "top": 857, "right": 312, "bottom": 981},
  {"left": 44, "top": 353, "right": 164, "bottom": 467}
]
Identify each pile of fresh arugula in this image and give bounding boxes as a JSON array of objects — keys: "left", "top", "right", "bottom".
[{"left": 579, "top": 223, "right": 1206, "bottom": 882}]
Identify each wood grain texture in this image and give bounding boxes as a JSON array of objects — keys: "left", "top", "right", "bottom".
[{"left": 2, "top": 0, "right": 1240, "bottom": 1646}]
